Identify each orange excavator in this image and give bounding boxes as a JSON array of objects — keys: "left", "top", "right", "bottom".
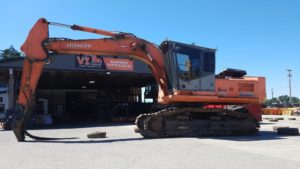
[{"left": 12, "top": 18, "right": 266, "bottom": 141}]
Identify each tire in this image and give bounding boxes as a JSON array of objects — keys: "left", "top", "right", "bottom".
[
  {"left": 273, "top": 126, "right": 289, "bottom": 132},
  {"left": 277, "top": 128, "right": 299, "bottom": 135},
  {"left": 87, "top": 131, "right": 106, "bottom": 138},
  {"left": 3, "top": 122, "right": 7, "bottom": 130},
  {"left": 0, "top": 122, "right": 4, "bottom": 129},
  {"left": 269, "top": 119, "right": 278, "bottom": 122},
  {"left": 1, "top": 122, "right": 10, "bottom": 130},
  {"left": 134, "top": 127, "right": 140, "bottom": 133}
]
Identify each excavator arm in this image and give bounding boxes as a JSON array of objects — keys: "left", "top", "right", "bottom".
[{"left": 13, "top": 18, "right": 169, "bottom": 141}]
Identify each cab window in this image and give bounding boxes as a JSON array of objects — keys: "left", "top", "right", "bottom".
[{"left": 175, "top": 47, "right": 200, "bottom": 80}]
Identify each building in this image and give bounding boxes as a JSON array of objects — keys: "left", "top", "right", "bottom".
[{"left": 0, "top": 54, "right": 157, "bottom": 123}]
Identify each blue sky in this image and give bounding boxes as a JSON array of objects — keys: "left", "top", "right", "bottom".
[{"left": 0, "top": 0, "right": 299, "bottom": 98}]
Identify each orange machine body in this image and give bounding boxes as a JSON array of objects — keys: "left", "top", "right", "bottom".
[{"left": 159, "top": 77, "right": 266, "bottom": 104}]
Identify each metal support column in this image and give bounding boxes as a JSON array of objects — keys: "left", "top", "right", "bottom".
[{"left": 8, "top": 68, "right": 15, "bottom": 110}]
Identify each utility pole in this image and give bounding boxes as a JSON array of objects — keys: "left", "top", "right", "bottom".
[
  {"left": 271, "top": 88, "right": 274, "bottom": 100},
  {"left": 270, "top": 88, "right": 274, "bottom": 107},
  {"left": 287, "top": 69, "right": 292, "bottom": 104}
]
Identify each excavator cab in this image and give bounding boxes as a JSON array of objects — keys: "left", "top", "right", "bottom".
[{"left": 160, "top": 41, "right": 216, "bottom": 92}]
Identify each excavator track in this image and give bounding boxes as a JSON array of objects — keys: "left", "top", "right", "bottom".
[{"left": 135, "top": 107, "right": 259, "bottom": 138}]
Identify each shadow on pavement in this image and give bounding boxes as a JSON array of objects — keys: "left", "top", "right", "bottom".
[
  {"left": 260, "top": 122, "right": 275, "bottom": 125},
  {"left": 23, "top": 131, "right": 290, "bottom": 144},
  {"left": 207, "top": 131, "right": 287, "bottom": 141}
]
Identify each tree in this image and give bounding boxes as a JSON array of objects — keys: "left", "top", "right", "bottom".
[
  {"left": 265, "top": 95, "right": 300, "bottom": 107},
  {"left": 292, "top": 97, "right": 300, "bottom": 104},
  {"left": 264, "top": 97, "right": 280, "bottom": 106},
  {"left": 278, "top": 95, "right": 290, "bottom": 103},
  {"left": 0, "top": 45, "right": 23, "bottom": 60}
]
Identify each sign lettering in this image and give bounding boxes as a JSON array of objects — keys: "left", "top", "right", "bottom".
[
  {"left": 66, "top": 43, "right": 92, "bottom": 49},
  {"left": 75, "top": 55, "right": 104, "bottom": 69},
  {"left": 75, "top": 55, "right": 134, "bottom": 71}
]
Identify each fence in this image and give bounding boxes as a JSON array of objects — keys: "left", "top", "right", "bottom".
[{"left": 262, "top": 107, "right": 300, "bottom": 115}]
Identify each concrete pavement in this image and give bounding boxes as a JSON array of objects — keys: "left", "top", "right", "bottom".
[{"left": 1, "top": 116, "right": 300, "bottom": 169}]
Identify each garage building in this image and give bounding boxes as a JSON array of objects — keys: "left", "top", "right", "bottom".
[{"left": 0, "top": 54, "right": 157, "bottom": 123}]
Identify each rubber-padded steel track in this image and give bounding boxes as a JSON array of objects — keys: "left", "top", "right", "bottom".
[{"left": 135, "top": 107, "right": 259, "bottom": 138}]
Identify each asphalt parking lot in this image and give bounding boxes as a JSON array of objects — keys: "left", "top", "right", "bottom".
[{"left": 1, "top": 115, "right": 300, "bottom": 169}]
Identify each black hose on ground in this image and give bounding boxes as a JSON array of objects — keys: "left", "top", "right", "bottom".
[{"left": 24, "top": 130, "right": 79, "bottom": 140}]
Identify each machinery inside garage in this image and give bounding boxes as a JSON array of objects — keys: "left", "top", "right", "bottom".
[
  {"left": 36, "top": 72, "right": 157, "bottom": 122},
  {"left": 0, "top": 54, "right": 157, "bottom": 125}
]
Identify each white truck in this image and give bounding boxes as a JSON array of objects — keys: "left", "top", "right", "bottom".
[{"left": 0, "top": 86, "right": 8, "bottom": 129}]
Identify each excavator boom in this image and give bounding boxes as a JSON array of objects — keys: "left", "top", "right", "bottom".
[{"left": 14, "top": 18, "right": 169, "bottom": 141}]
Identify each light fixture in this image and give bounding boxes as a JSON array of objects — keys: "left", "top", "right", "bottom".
[
  {"left": 88, "top": 80, "right": 95, "bottom": 84},
  {"left": 106, "top": 72, "right": 111, "bottom": 75},
  {"left": 82, "top": 86, "right": 86, "bottom": 89}
]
